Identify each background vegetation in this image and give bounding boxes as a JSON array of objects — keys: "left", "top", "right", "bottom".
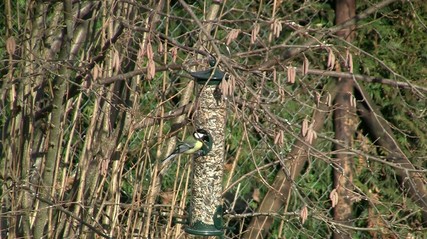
[{"left": 1, "top": 0, "right": 426, "bottom": 238}]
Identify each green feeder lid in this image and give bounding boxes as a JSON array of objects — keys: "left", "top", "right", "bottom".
[{"left": 189, "top": 57, "right": 226, "bottom": 85}]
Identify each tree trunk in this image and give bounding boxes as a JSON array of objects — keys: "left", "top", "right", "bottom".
[
  {"left": 33, "top": 1, "right": 72, "bottom": 236},
  {"left": 355, "top": 85, "right": 427, "bottom": 224},
  {"left": 244, "top": 81, "right": 338, "bottom": 238},
  {"left": 332, "top": 1, "right": 356, "bottom": 238}
]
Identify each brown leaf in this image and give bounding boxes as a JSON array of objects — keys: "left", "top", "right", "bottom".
[
  {"left": 348, "top": 52, "right": 353, "bottom": 73},
  {"left": 330, "top": 188, "right": 338, "bottom": 208},
  {"left": 315, "top": 91, "right": 321, "bottom": 106},
  {"left": 138, "top": 42, "right": 145, "bottom": 58},
  {"left": 327, "top": 48, "right": 335, "bottom": 70},
  {"left": 273, "top": 68, "right": 277, "bottom": 83},
  {"left": 326, "top": 92, "right": 332, "bottom": 107},
  {"left": 251, "top": 23, "right": 260, "bottom": 44},
  {"left": 160, "top": 190, "right": 174, "bottom": 204},
  {"left": 224, "top": 162, "right": 233, "bottom": 172},
  {"left": 300, "top": 205, "right": 308, "bottom": 224},
  {"left": 350, "top": 94, "right": 356, "bottom": 108},
  {"left": 301, "top": 118, "right": 308, "bottom": 137},
  {"left": 100, "top": 159, "right": 109, "bottom": 176},
  {"left": 147, "top": 59, "right": 156, "bottom": 80},
  {"left": 303, "top": 55, "right": 309, "bottom": 75},
  {"left": 274, "top": 131, "right": 281, "bottom": 145},
  {"left": 146, "top": 41, "right": 154, "bottom": 61},
  {"left": 279, "top": 130, "right": 284, "bottom": 145},
  {"left": 226, "top": 29, "right": 241, "bottom": 45},
  {"left": 274, "top": 0, "right": 283, "bottom": 9},
  {"left": 304, "top": 121, "right": 317, "bottom": 144},
  {"left": 93, "top": 64, "right": 100, "bottom": 80},
  {"left": 305, "top": 129, "right": 313, "bottom": 144},
  {"left": 158, "top": 42, "right": 164, "bottom": 54},
  {"left": 220, "top": 80, "right": 229, "bottom": 97},
  {"left": 271, "top": 19, "right": 282, "bottom": 38},
  {"left": 229, "top": 74, "right": 235, "bottom": 96},
  {"left": 170, "top": 47, "right": 178, "bottom": 62},
  {"left": 252, "top": 188, "right": 261, "bottom": 203},
  {"left": 113, "top": 50, "right": 121, "bottom": 72},
  {"left": 6, "top": 36, "right": 16, "bottom": 55},
  {"left": 345, "top": 48, "right": 350, "bottom": 64},
  {"left": 287, "top": 66, "right": 296, "bottom": 84}
]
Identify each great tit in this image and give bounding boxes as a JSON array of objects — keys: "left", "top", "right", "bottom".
[{"left": 162, "top": 129, "right": 211, "bottom": 165}]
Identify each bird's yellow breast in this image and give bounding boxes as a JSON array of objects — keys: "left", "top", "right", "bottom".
[{"left": 183, "top": 140, "right": 203, "bottom": 154}]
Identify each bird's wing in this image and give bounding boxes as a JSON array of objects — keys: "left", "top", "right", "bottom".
[
  {"left": 174, "top": 142, "right": 193, "bottom": 154},
  {"left": 162, "top": 142, "right": 193, "bottom": 164}
]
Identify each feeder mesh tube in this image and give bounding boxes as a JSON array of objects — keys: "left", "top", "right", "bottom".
[{"left": 190, "top": 84, "right": 226, "bottom": 230}]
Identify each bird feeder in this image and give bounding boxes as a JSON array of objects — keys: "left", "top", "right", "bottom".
[{"left": 184, "top": 57, "right": 227, "bottom": 236}]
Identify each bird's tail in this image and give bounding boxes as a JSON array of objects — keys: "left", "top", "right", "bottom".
[
  {"left": 162, "top": 153, "right": 177, "bottom": 167},
  {"left": 159, "top": 153, "right": 177, "bottom": 176}
]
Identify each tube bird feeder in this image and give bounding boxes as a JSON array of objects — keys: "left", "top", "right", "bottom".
[{"left": 184, "top": 57, "right": 227, "bottom": 236}]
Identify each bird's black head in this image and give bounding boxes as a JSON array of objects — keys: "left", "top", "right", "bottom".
[
  {"left": 193, "top": 129, "right": 213, "bottom": 157},
  {"left": 193, "top": 128, "right": 210, "bottom": 142}
]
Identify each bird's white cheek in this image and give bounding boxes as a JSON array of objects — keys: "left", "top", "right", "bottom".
[{"left": 194, "top": 133, "right": 205, "bottom": 139}]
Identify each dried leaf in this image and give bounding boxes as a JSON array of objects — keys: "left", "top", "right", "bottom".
[
  {"left": 273, "top": 68, "right": 277, "bottom": 83},
  {"left": 272, "top": 19, "right": 282, "bottom": 38},
  {"left": 348, "top": 52, "right": 353, "bottom": 73},
  {"left": 229, "top": 74, "right": 235, "bottom": 96},
  {"left": 274, "top": 0, "right": 283, "bottom": 9},
  {"left": 345, "top": 48, "right": 350, "bottom": 65},
  {"left": 287, "top": 66, "right": 296, "bottom": 84},
  {"left": 113, "top": 50, "right": 120, "bottom": 72},
  {"left": 303, "top": 55, "right": 309, "bottom": 75},
  {"left": 254, "top": 114, "right": 259, "bottom": 123},
  {"left": 326, "top": 92, "right": 332, "bottom": 107},
  {"left": 138, "top": 42, "right": 145, "bottom": 58},
  {"left": 330, "top": 188, "right": 338, "bottom": 208},
  {"left": 350, "top": 94, "right": 355, "bottom": 108},
  {"left": 279, "top": 130, "right": 284, "bottom": 145},
  {"left": 251, "top": 23, "right": 260, "bottom": 44},
  {"left": 301, "top": 118, "right": 308, "bottom": 137},
  {"left": 274, "top": 131, "right": 281, "bottom": 145},
  {"left": 226, "top": 29, "right": 241, "bottom": 45},
  {"left": 305, "top": 121, "right": 317, "bottom": 144},
  {"left": 170, "top": 47, "right": 178, "bottom": 62},
  {"left": 6, "top": 36, "right": 16, "bottom": 55},
  {"left": 252, "top": 188, "right": 261, "bottom": 203},
  {"left": 220, "top": 80, "right": 229, "bottom": 97},
  {"left": 315, "top": 91, "right": 321, "bottom": 106},
  {"left": 93, "top": 64, "right": 100, "bottom": 80},
  {"left": 160, "top": 191, "right": 174, "bottom": 204},
  {"left": 327, "top": 48, "right": 335, "bottom": 70},
  {"left": 146, "top": 41, "right": 154, "bottom": 61},
  {"left": 300, "top": 205, "right": 308, "bottom": 224},
  {"left": 224, "top": 162, "right": 233, "bottom": 172},
  {"left": 147, "top": 59, "right": 156, "bottom": 80},
  {"left": 279, "top": 87, "right": 284, "bottom": 102},
  {"left": 305, "top": 129, "right": 313, "bottom": 144},
  {"left": 158, "top": 42, "right": 164, "bottom": 54},
  {"left": 100, "top": 159, "right": 109, "bottom": 176},
  {"left": 350, "top": 94, "right": 357, "bottom": 108}
]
